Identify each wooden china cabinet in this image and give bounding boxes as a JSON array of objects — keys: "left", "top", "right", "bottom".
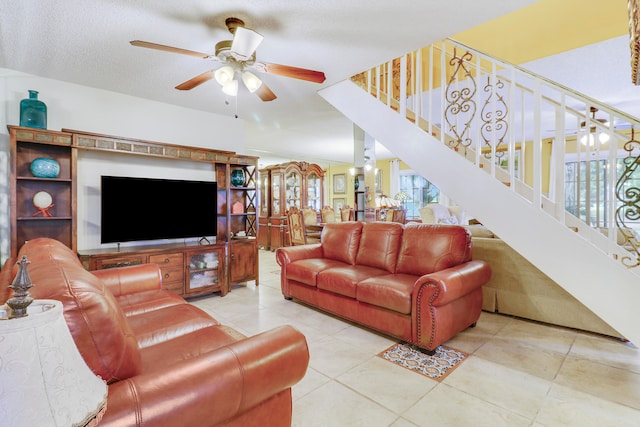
[
  {"left": 8, "top": 125, "right": 259, "bottom": 298},
  {"left": 258, "top": 161, "right": 325, "bottom": 250}
]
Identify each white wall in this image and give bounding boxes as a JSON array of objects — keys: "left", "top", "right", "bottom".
[{"left": 0, "top": 68, "right": 245, "bottom": 261}]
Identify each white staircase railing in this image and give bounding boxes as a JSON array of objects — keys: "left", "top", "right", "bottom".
[{"left": 350, "top": 38, "right": 640, "bottom": 273}]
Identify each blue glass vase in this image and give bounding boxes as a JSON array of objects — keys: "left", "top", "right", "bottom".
[
  {"left": 20, "top": 90, "right": 47, "bottom": 129},
  {"left": 30, "top": 157, "right": 60, "bottom": 178},
  {"left": 231, "top": 169, "right": 245, "bottom": 187}
]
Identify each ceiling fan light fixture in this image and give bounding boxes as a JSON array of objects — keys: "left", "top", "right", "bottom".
[
  {"left": 580, "top": 133, "right": 594, "bottom": 146},
  {"left": 579, "top": 130, "right": 610, "bottom": 146},
  {"left": 214, "top": 65, "right": 235, "bottom": 85},
  {"left": 222, "top": 79, "right": 238, "bottom": 96},
  {"left": 231, "top": 27, "right": 264, "bottom": 59},
  {"left": 579, "top": 107, "right": 611, "bottom": 146},
  {"left": 242, "top": 71, "right": 262, "bottom": 92}
]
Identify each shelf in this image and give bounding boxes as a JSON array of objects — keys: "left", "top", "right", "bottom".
[
  {"left": 17, "top": 216, "right": 73, "bottom": 221},
  {"left": 17, "top": 176, "right": 73, "bottom": 182},
  {"left": 189, "top": 267, "right": 220, "bottom": 274}
]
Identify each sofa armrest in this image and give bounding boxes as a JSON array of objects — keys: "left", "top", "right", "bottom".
[
  {"left": 411, "top": 260, "right": 491, "bottom": 351},
  {"left": 92, "top": 264, "right": 163, "bottom": 297},
  {"left": 275, "top": 244, "right": 323, "bottom": 266},
  {"left": 99, "top": 325, "right": 309, "bottom": 427},
  {"left": 413, "top": 260, "right": 491, "bottom": 307}
]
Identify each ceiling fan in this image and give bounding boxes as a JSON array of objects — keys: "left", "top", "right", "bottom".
[{"left": 130, "top": 17, "right": 326, "bottom": 102}]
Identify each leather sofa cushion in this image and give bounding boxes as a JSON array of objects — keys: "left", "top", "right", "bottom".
[
  {"left": 321, "top": 222, "right": 363, "bottom": 264},
  {"left": 355, "top": 222, "right": 403, "bottom": 272},
  {"left": 317, "top": 265, "right": 388, "bottom": 298},
  {"left": 287, "top": 258, "right": 346, "bottom": 287},
  {"left": 396, "top": 223, "right": 472, "bottom": 275},
  {"left": 127, "top": 304, "right": 220, "bottom": 349},
  {"left": 16, "top": 238, "right": 143, "bottom": 384},
  {"left": 114, "top": 289, "right": 186, "bottom": 317},
  {"left": 357, "top": 273, "right": 417, "bottom": 314}
]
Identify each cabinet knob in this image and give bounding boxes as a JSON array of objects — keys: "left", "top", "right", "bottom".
[
  {"left": 164, "top": 258, "right": 170, "bottom": 263},
  {"left": 164, "top": 273, "right": 170, "bottom": 278}
]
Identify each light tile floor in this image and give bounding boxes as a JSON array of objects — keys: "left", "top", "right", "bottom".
[{"left": 190, "top": 250, "right": 640, "bottom": 426}]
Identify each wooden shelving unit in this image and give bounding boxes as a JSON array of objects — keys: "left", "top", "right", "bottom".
[
  {"left": 9, "top": 125, "right": 259, "bottom": 297},
  {"left": 9, "top": 127, "right": 76, "bottom": 257}
]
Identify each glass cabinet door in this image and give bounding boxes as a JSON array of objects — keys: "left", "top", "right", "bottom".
[
  {"left": 307, "top": 172, "right": 321, "bottom": 210},
  {"left": 285, "top": 171, "right": 301, "bottom": 210},
  {"left": 186, "top": 249, "right": 221, "bottom": 293},
  {"left": 260, "top": 174, "right": 269, "bottom": 216},
  {"left": 271, "top": 173, "right": 281, "bottom": 215}
]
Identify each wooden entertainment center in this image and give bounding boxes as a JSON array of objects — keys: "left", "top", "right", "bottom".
[{"left": 9, "top": 125, "right": 259, "bottom": 298}]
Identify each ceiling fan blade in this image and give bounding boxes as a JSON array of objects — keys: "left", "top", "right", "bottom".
[
  {"left": 231, "top": 27, "right": 264, "bottom": 59},
  {"left": 255, "top": 82, "right": 277, "bottom": 102},
  {"left": 259, "top": 62, "right": 326, "bottom": 83},
  {"left": 175, "top": 70, "right": 214, "bottom": 90},
  {"left": 130, "top": 40, "right": 210, "bottom": 59}
]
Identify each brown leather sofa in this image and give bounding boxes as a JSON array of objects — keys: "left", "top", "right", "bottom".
[
  {"left": 0, "top": 238, "right": 309, "bottom": 427},
  {"left": 276, "top": 222, "right": 491, "bottom": 354}
]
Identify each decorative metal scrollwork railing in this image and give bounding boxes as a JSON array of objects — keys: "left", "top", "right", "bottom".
[
  {"left": 480, "top": 76, "right": 508, "bottom": 161},
  {"left": 444, "top": 49, "right": 476, "bottom": 153},
  {"left": 616, "top": 129, "right": 640, "bottom": 267},
  {"left": 351, "top": 38, "right": 640, "bottom": 270}
]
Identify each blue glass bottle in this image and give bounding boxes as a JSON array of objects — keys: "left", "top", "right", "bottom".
[{"left": 20, "top": 90, "right": 47, "bottom": 129}]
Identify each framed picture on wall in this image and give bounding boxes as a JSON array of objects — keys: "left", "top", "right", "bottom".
[
  {"left": 333, "top": 198, "right": 346, "bottom": 212},
  {"left": 333, "top": 173, "right": 346, "bottom": 194},
  {"left": 375, "top": 172, "right": 382, "bottom": 194}
]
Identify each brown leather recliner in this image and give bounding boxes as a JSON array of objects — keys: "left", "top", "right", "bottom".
[{"left": 1, "top": 238, "right": 309, "bottom": 427}]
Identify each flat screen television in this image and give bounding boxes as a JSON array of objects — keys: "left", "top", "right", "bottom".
[{"left": 101, "top": 175, "right": 217, "bottom": 244}]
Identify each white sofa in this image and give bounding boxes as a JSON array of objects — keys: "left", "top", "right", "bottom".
[{"left": 419, "top": 203, "right": 467, "bottom": 225}]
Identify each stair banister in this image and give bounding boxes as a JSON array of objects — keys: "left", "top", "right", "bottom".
[{"left": 321, "top": 36, "right": 640, "bottom": 345}]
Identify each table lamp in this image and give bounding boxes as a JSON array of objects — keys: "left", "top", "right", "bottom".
[{"left": 0, "top": 256, "right": 108, "bottom": 427}]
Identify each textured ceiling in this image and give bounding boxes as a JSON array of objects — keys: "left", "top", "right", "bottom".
[
  {"left": 9, "top": 1, "right": 637, "bottom": 168},
  {"left": 0, "top": 0, "right": 540, "bottom": 166}
]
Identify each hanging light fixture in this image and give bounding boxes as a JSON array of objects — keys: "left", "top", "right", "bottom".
[
  {"left": 214, "top": 65, "right": 235, "bottom": 85},
  {"left": 241, "top": 71, "right": 262, "bottom": 93},
  {"left": 580, "top": 107, "right": 610, "bottom": 146},
  {"left": 214, "top": 65, "right": 263, "bottom": 97},
  {"left": 222, "top": 79, "right": 239, "bottom": 96}
]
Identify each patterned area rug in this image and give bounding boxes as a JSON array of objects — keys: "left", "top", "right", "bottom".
[{"left": 378, "top": 343, "right": 468, "bottom": 382}]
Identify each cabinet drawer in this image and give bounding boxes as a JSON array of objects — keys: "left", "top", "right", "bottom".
[
  {"left": 149, "top": 253, "right": 183, "bottom": 268},
  {"left": 159, "top": 266, "right": 184, "bottom": 284},
  {"left": 95, "top": 255, "right": 144, "bottom": 270},
  {"left": 161, "top": 275, "right": 184, "bottom": 295}
]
